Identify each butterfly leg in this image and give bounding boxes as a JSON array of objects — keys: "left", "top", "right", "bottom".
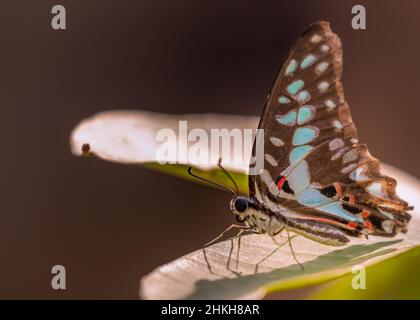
[
  {"left": 226, "top": 238, "right": 242, "bottom": 276},
  {"left": 236, "top": 234, "right": 241, "bottom": 270},
  {"left": 203, "top": 224, "right": 244, "bottom": 248},
  {"left": 287, "top": 230, "right": 304, "bottom": 270},
  {"left": 254, "top": 237, "right": 290, "bottom": 274},
  {"left": 253, "top": 232, "right": 301, "bottom": 273},
  {"left": 202, "top": 224, "right": 249, "bottom": 275},
  {"left": 225, "top": 229, "right": 247, "bottom": 275},
  {"left": 202, "top": 246, "right": 215, "bottom": 275},
  {"left": 272, "top": 230, "right": 298, "bottom": 246}
]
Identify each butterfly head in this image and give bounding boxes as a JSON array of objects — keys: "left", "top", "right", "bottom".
[{"left": 230, "top": 196, "right": 250, "bottom": 222}]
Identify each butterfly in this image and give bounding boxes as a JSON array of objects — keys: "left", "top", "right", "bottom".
[{"left": 190, "top": 21, "right": 412, "bottom": 266}]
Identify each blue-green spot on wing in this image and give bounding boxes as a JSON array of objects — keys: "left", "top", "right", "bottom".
[{"left": 249, "top": 21, "right": 412, "bottom": 243}]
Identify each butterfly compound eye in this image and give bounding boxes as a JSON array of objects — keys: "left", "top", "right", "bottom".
[{"left": 234, "top": 197, "right": 248, "bottom": 213}]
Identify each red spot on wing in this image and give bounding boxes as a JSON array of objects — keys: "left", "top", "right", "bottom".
[
  {"left": 364, "top": 220, "right": 373, "bottom": 230},
  {"left": 347, "top": 221, "right": 358, "bottom": 230},
  {"left": 345, "top": 194, "right": 355, "bottom": 204},
  {"left": 333, "top": 183, "right": 342, "bottom": 197},
  {"left": 276, "top": 176, "right": 287, "bottom": 190},
  {"left": 361, "top": 210, "right": 370, "bottom": 218}
]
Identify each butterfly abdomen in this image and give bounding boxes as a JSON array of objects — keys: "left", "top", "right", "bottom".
[{"left": 285, "top": 217, "right": 350, "bottom": 246}]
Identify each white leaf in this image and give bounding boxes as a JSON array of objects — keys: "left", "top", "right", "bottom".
[{"left": 71, "top": 110, "right": 258, "bottom": 173}]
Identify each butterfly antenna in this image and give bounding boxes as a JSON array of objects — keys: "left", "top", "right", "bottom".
[
  {"left": 187, "top": 167, "right": 237, "bottom": 195},
  {"left": 217, "top": 158, "right": 239, "bottom": 195}
]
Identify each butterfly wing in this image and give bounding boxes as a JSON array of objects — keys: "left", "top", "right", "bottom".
[{"left": 249, "top": 21, "right": 411, "bottom": 240}]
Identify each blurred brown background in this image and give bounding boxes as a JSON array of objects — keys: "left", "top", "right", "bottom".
[{"left": 0, "top": 0, "right": 419, "bottom": 299}]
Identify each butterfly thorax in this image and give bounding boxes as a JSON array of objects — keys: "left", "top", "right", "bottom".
[{"left": 230, "top": 196, "right": 285, "bottom": 236}]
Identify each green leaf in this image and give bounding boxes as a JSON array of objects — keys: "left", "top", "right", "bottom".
[
  {"left": 71, "top": 110, "right": 420, "bottom": 299},
  {"left": 308, "top": 246, "right": 420, "bottom": 299}
]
